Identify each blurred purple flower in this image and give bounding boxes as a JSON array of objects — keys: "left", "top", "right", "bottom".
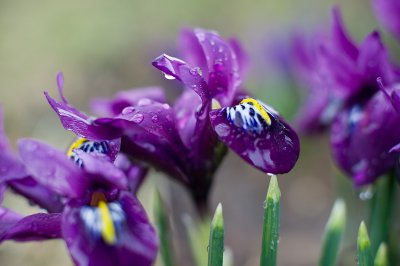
[
  {"left": 10, "top": 138, "right": 158, "bottom": 266},
  {"left": 291, "top": 7, "right": 400, "bottom": 185},
  {"left": 291, "top": 7, "right": 400, "bottom": 134},
  {"left": 372, "top": 0, "right": 400, "bottom": 40},
  {"left": 331, "top": 79, "right": 400, "bottom": 185}
]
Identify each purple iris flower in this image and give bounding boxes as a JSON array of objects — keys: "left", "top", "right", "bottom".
[
  {"left": 45, "top": 29, "right": 299, "bottom": 214},
  {"left": 372, "top": 0, "right": 400, "bottom": 40},
  {"left": 291, "top": 7, "right": 400, "bottom": 185},
  {"left": 291, "top": 7, "right": 400, "bottom": 134},
  {"left": 8, "top": 138, "right": 158, "bottom": 266},
  {"left": 152, "top": 29, "right": 299, "bottom": 175},
  {"left": 331, "top": 79, "right": 400, "bottom": 185}
]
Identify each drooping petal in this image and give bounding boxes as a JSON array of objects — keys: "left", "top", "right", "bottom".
[
  {"left": 9, "top": 177, "right": 64, "bottom": 213},
  {"left": 152, "top": 54, "right": 210, "bottom": 107},
  {"left": 210, "top": 98, "right": 300, "bottom": 174},
  {"left": 372, "top": 0, "right": 400, "bottom": 40},
  {"left": 45, "top": 92, "right": 120, "bottom": 141},
  {"left": 0, "top": 213, "right": 62, "bottom": 242},
  {"left": 90, "top": 87, "right": 167, "bottom": 117},
  {"left": 331, "top": 88, "right": 400, "bottom": 185},
  {"left": 18, "top": 138, "right": 88, "bottom": 198},
  {"left": 62, "top": 192, "right": 158, "bottom": 266}
]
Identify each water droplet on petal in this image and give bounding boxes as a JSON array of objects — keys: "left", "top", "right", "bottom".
[
  {"left": 214, "top": 123, "right": 230, "bottom": 137},
  {"left": 130, "top": 113, "right": 144, "bottom": 124},
  {"left": 137, "top": 98, "right": 152, "bottom": 106},
  {"left": 190, "top": 67, "right": 202, "bottom": 76},
  {"left": 164, "top": 73, "right": 176, "bottom": 80},
  {"left": 122, "top": 107, "right": 135, "bottom": 115},
  {"left": 151, "top": 115, "right": 159, "bottom": 123}
]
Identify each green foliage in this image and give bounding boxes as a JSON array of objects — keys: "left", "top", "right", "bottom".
[{"left": 260, "top": 175, "right": 281, "bottom": 266}]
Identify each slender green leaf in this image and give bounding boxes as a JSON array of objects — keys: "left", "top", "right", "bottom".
[
  {"left": 154, "top": 190, "right": 174, "bottom": 266},
  {"left": 208, "top": 203, "right": 224, "bottom": 266},
  {"left": 374, "top": 243, "right": 388, "bottom": 266},
  {"left": 357, "top": 221, "right": 373, "bottom": 266},
  {"left": 319, "top": 199, "right": 347, "bottom": 266},
  {"left": 183, "top": 215, "right": 209, "bottom": 266},
  {"left": 260, "top": 175, "right": 281, "bottom": 266},
  {"left": 369, "top": 174, "right": 395, "bottom": 256}
]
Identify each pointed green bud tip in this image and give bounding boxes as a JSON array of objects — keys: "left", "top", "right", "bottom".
[
  {"left": 327, "top": 198, "right": 346, "bottom": 231},
  {"left": 212, "top": 203, "right": 224, "bottom": 229},
  {"left": 374, "top": 243, "right": 388, "bottom": 266},
  {"left": 267, "top": 175, "right": 281, "bottom": 203},
  {"left": 357, "top": 221, "right": 371, "bottom": 250}
]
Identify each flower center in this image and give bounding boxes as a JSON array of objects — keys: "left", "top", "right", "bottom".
[
  {"left": 226, "top": 98, "right": 272, "bottom": 134},
  {"left": 80, "top": 192, "right": 125, "bottom": 246},
  {"left": 67, "top": 138, "right": 109, "bottom": 167}
]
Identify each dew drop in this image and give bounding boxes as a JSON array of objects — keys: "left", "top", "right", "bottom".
[
  {"left": 164, "top": 73, "right": 176, "bottom": 80},
  {"left": 122, "top": 106, "right": 135, "bottom": 115},
  {"left": 130, "top": 113, "right": 144, "bottom": 124},
  {"left": 359, "top": 186, "right": 373, "bottom": 201},
  {"left": 214, "top": 123, "right": 230, "bottom": 137}
]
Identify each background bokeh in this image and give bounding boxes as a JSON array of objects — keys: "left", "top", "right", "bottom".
[{"left": 0, "top": 0, "right": 396, "bottom": 265}]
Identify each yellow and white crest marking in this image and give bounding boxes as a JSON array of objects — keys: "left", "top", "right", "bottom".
[{"left": 226, "top": 98, "right": 274, "bottom": 134}]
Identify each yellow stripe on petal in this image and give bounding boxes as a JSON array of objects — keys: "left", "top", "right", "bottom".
[
  {"left": 240, "top": 98, "right": 271, "bottom": 125},
  {"left": 98, "top": 201, "right": 116, "bottom": 245},
  {"left": 67, "top": 138, "right": 87, "bottom": 157}
]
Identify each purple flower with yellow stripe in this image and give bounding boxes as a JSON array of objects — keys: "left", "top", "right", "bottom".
[{"left": 12, "top": 138, "right": 158, "bottom": 266}]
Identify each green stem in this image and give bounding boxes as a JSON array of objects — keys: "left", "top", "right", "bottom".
[
  {"left": 319, "top": 199, "right": 347, "bottom": 266},
  {"left": 154, "top": 190, "right": 174, "bottom": 266},
  {"left": 260, "top": 175, "right": 281, "bottom": 266},
  {"left": 208, "top": 203, "right": 224, "bottom": 266}
]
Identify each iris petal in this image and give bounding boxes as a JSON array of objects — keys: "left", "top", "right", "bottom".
[{"left": 210, "top": 98, "right": 300, "bottom": 174}]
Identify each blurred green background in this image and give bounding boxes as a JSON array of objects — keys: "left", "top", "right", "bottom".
[{"left": 0, "top": 0, "right": 394, "bottom": 265}]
